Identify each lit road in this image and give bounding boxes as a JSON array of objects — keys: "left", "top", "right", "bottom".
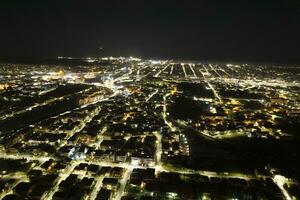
[
  {"left": 146, "top": 89, "right": 159, "bottom": 102},
  {"left": 89, "top": 176, "right": 105, "bottom": 200},
  {"left": 0, "top": 175, "right": 27, "bottom": 199},
  {"left": 200, "top": 64, "right": 223, "bottom": 103},
  {"left": 153, "top": 131, "right": 162, "bottom": 165},
  {"left": 114, "top": 167, "right": 133, "bottom": 200},
  {"left": 154, "top": 64, "right": 170, "bottom": 77},
  {"left": 162, "top": 92, "right": 177, "bottom": 132},
  {"left": 273, "top": 175, "right": 293, "bottom": 200},
  {"left": 170, "top": 64, "right": 174, "bottom": 75},
  {"left": 43, "top": 161, "right": 78, "bottom": 199},
  {"left": 0, "top": 87, "right": 92, "bottom": 121},
  {"left": 209, "top": 64, "right": 221, "bottom": 78},
  {"left": 181, "top": 64, "right": 187, "bottom": 78},
  {"left": 189, "top": 64, "right": 197, "bottom": 78},
  {"left": 0, "top": 147, "right": 269, "bottom": 200}
]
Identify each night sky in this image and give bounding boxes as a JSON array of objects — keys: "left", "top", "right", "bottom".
[{"left": 1, "top": 0, "right": 300, "bottom": 63}]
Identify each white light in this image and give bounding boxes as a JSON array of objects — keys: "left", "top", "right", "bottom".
[
  {"left": 131, "top": 159, "right": 139, "bottom": 166},
  {"left": 129, "top": 56, "right": 141, "bottom": 61},
  {"left": 150, "top": 60, "right": 160, "bottom": 64},
  {"left": 273, "top": 175, "right": 292, "bottom": 200},
  {"left": 86, "top": 58, "right": 96, "bottom": 63},
  {"left": 209, "top": 106, "right": 217, "bottom": 114}
]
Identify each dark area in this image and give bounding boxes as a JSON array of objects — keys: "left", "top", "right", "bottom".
[
  {"left": 177, "top": 82, "right": 215, "bottom": 98},
  {"left": 0, "top": 0, "right": 300, "bottom": 63},
  {"left": 169, "top": 97, "right": 212, "bottom": 120}
]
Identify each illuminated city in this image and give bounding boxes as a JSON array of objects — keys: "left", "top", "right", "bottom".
[
  {"left": 1, "top": 0, "right": 300, "bottom": 199},
  {"left": 0, "top": 57, "right": 299, "bottom": 200}
]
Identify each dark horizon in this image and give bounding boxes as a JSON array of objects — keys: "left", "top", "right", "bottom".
[{"left": 1, "top": 0, "right": 300, "bottom": 63}]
